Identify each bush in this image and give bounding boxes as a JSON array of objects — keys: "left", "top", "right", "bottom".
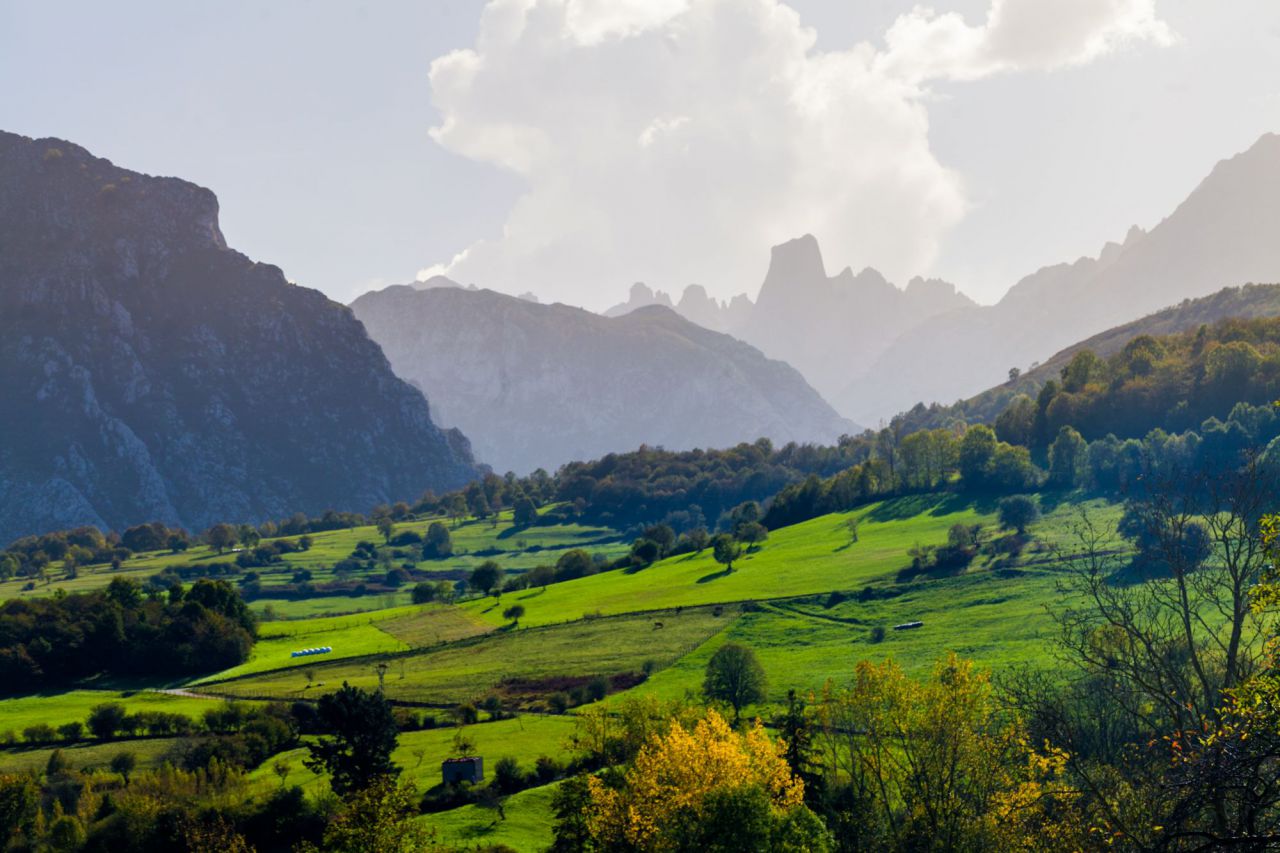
[
  {"left": 411, "top": 582, "right": 437, "bottom": 605},
  {"left": 23, "top": 724, "right": 55, "bottom": 744},
  {"left": 997, "top": 494, "right": 1041, "bottom": 535},
  {"left": 493, "top": 756, "right": 525, "bottom": 794},
  {"left": 586, "top": 676, "right": 609, "bottom": 702},
  {"left": 869, "top": 625, "right": 887, "bottom": 644},
  {"left": 88, "top": 703, "right": 127, "bottom": 740},
  {"left": 534, "top": 755, "right": 563, "bottom": 784}
]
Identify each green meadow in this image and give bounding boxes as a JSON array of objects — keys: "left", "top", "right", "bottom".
[
  {"left": 0, "top": 689, "right": 223, "bottom": 737},
  {"left": 196, "top": 494, "right": 1117, "bottom": 715},
  {"left": 0, "top": 490, "right": 1126, "bottom": 850},
  {"left": 213, "top": 607, "right": 729, "bottom": 705}
]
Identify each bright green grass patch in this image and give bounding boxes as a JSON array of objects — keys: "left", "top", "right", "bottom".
[
  {"left": 246, "top": 714, "right": 579, "bottom": 795},
  {"left": 426, "top": 780, "right": 561, "bottom": 852},
  {"left": 216, "top": 608, "right": 728, "bottom": 705},
  {"left": 0, "top": 689, "right": 225, "bottom": 737},
  {"left": 462, "top": 496, "right": 996, "bottom": 630},
  {"left": 0, "top": 736, "right": 179, "bottom": 773},
  {"left": 191, "top": 608, "right": 422, "bottom": 684},
  {"left": 463, "top": 494, "right": 1120, "bottom": 632}
]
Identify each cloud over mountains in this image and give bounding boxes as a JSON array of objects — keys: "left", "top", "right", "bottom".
[{"left": 423, "top": 0, "right": 1175, "bottom": 307}]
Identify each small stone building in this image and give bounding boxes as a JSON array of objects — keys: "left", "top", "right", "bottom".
[{"left": 442, "top": 756, "right": 484, "bottom": 785}]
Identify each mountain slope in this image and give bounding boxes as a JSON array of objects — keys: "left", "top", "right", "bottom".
[
  {"left": 893, "top": 282, "right": 1280, "bottom": 433},
  {"left": 350, "top": 285, "right": 856, "bottom": 474},
  {"left": 840, "top": 132, "right": 1280, "bottom": 423},
  {"left": 981, "top": 282, "right": 1280, "bottom": 421},
  {"left": 0, "top": 131, "right": 477, "bottom": 543}
]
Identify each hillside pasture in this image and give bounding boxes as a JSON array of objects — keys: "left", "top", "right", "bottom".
[{"left": 212, "top": 607, "right": 729, "bottom": 707}]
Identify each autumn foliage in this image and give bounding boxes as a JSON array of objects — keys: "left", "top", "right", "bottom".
[{"left": 584, "top": 709, "right": 823, "bottom": 850}]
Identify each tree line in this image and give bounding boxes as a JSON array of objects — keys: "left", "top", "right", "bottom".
[{"left": 0, "top": 578, "right": 256, "bottom": 693}]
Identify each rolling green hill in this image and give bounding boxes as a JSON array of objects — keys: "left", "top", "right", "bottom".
[{"left": 193, "top": 494, "right": 1118, "bottom": 713}]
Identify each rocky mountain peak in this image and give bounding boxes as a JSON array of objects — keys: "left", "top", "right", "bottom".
[{"left": 760, "top": 233, "right": 827, "bottom": 294}]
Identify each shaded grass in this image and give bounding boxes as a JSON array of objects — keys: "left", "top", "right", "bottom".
[
  {"left": 379, "top": 607, "right": 492, "bottom": 647},
  {"left": 0, "top": 736, "right": 179, "bottom": 773},
  {"left": 426, "top": 780, "right": 561, "bottom": 851},
  {"left": 246, "top": 714, "right": 579, "bottom": 795}
]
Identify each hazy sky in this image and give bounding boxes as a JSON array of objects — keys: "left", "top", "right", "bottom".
[{"left": 3, "top": 1, "right": 1278, "bottom": 308}]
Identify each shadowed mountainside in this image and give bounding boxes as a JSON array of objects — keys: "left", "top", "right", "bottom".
[{"left": 0, "top": 131, "right": 478, "bottom": 543}]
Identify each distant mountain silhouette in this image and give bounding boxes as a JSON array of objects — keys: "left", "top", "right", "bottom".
[
  {"left": 838, "top": 132, "right": 1280, "bottom": 423},
  {"left": 351, "top": 284, "right": 857, "bottom": 474},
  {"left": 605, "top": 282, "right": 752, "bottom": 334},
  {"left": 600, "top": 235, "right": 974, "bottom": 408},
  {"left": 739, "top": 235, "right": 975, "bottom": 405},
  {"left": 0, "top": 131, "right": 477, "bottom": 543}
]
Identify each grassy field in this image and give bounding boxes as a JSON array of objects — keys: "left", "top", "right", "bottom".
[
  {"left": 0, "top": 490, "right": 1132, "bottom": 852},
  {"left": 458, "top": 494, "right": 1113, "bottom": 631},
  {"left": 0, "top": 689, "right": 230, "bottom": 737},
  {"left": 192, "top": 607, "right": 420, "bottom": 683},
  {"left": 378, "top": 606, "right": 493, "bottom": 646},
  {"left": 198, "top": 494, "right": 1119, "bottom": 710},
  {"left": 630, "top": 567, "right": 1069, "bottom": 710},
  {"left": 212, "top": 607, "right": 729, "bottom": 706}
]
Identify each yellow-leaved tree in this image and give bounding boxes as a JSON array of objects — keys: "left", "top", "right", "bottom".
[{"left": 584, "top": 709, "right": 829, "bottom": 851}]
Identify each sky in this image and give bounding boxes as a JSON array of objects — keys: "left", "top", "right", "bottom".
[{"left": 2, "top": 1, "right": 1278, "bottom": 309}]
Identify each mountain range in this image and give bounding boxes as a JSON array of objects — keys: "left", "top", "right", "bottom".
[
  {"left": 0, "top": 131, "right": 477, "bottom": 544},
  {"left": 351, "top": 284, "right": 855, "bottom": 474},
  {"left": 601, "top": 236, "right": 976, "bottom": 408},
  {"left": 836, "top": 132, "right": 1280, "bottom": 423}
]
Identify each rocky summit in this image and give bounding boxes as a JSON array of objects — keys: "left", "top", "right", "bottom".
[{"left": 0, "top": 131, "right": 477, "bottom": 543}]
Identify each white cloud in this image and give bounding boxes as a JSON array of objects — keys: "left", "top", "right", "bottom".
[
  {"left": 423, "top": 0, "right": 1175, "bottom": 307},
  {"left": 878, "top": 0, "right": 1179, "bottom": 82}
]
